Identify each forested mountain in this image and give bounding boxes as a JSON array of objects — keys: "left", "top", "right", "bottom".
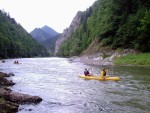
[
  {"left": 30, "top": 26, "right": 59, "bottom": 42},
  {"left": 56, "top": 0, "right": 150, "bottom": 57},
  {"left": 40, "top": 34, "right": 59, "bottom": 56},
  {"left": 55, "top": 11, "right": 83, "bottom": 54},
  {"left": 30, "top": 26, "right": 60, "bottom": 56},
  {"left": 30, "top": 28, "right": 50, "bottom": 42},
  {"left": 42, "top": 25, "right": 58, "bottom": 37},
  {"left": 0, "top": 10, "right": 49, "bottom": 59}
]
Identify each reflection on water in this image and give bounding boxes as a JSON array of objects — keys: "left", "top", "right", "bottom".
[{"left": 0, "top": 57, "right": 150, "bottom": 113}]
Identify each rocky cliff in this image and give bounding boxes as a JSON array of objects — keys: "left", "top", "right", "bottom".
[{"left": 55, "top": 11, "right": 83, "bottom": 54}]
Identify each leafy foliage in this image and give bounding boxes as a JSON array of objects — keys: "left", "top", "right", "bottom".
[
  {"left": 41, "top": 34, "right": 60, "bottom": 56},
  {"left": 0, "top": 10, "right": 49, "bottom": 58},
  {"left": 58, "top": 0, "right": 150, "bottom": 57}
]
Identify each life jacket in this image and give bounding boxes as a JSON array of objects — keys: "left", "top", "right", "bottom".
[
  {"left": 101, "top": 70, "right": 106, "bottom": 77},
  {"left": 103, "top": 70, "right": 106, "bottom": 76}
]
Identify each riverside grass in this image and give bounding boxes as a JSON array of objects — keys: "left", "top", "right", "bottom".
[{"left": 114, "top": 53, "right": 150, "bottom": 65}]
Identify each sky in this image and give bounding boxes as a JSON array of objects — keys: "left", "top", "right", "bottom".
[{"left": 0, "top": 0, "right": 96, "bottom": 33}]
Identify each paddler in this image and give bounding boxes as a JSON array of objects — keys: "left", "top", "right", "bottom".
[
  {"left": 84, "top": 68, "right": 91, "bottom": 76},
  {"left": 100, "top": 68, "right": 108, "bottom": 79}
]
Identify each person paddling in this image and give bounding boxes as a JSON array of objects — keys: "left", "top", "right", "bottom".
[
  {"left": 84, "top": 68, "right": 91, "bottom": 76},
  {"left": 100, "top": 68, "right": 108, "bottom": 80},
  {"left": 14, "top": 60, "right": 19, "bottom": 64}
]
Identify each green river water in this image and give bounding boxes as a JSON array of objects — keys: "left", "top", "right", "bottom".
[{"left": 0, "top": 57, "right": 150, "bottom": 113}]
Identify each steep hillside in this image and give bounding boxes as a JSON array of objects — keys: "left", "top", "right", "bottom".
[
  {"left": 30, "top": 28, "right": 51, "bottom": 42},
  {"left": 41, "top": 34, "right": 59, "bottom": 56},
  {"left": 56, "top": 0, "right": 150, "bottom": 57},
  {"left": 55, "top": 11, "right": 85, "bottom": 55},
  {"left": 30, "top": 26, "right": 60, "bottom": 56},
  {"left": 0, "top": 10, "right": 49, "bottom": 58}
]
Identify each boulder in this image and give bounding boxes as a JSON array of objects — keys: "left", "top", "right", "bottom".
[
  {"left": 0, "top": 72, "right": 7, "bottom": 77},
  {"left": 8, "top": 73, "right": 15, "bottom": 76},
  {"left": 0, "top": 71, "right": 43, "bottom": 113},
  {"left": 0, "top": 99, "right": 19, "bottom": 113},
  {"left": 0, "top": 72, "right": 14, "bottom": 77},
  {"left": 0, "top": 77, "right": 15, "bottom": 86},
  {"left": 4, "top": 92, "right": 42, "bottom": 104}
]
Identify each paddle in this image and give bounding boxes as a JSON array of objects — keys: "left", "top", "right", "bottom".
[{"left": 87, "top": 67, "right": 93, "bottom": 76}]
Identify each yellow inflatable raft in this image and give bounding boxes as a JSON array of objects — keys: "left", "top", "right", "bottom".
[{"left": 79, "top": 75, "right": 120, "bottom": 81}]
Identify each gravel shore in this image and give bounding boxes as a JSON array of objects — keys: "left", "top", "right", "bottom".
[
  {"left": 70, "top": 49, "right": 139, "bottom": 66},
  {"left": 70, "top": 55, "right": 114, "bottom": 66}
]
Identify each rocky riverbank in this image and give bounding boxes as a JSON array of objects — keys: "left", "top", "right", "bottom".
[
  {"left": 70, "top": 49, "right": 139, "bottom": 66},
  {"left": 0, "top": 72, "right": 42, "bottom": 113}
]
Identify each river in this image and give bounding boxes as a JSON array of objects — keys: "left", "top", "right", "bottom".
[{"left": 0, "top": 57, "right": 150, "bottom": 113}]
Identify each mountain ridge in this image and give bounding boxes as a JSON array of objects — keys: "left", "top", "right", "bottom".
[
  {"left": 55, "top": 0, "right": 150, "bottom": 57},
  {"left": 55, "top": 11, "right": 83, "bottom": 55},
  {"left": 42, "top": 25, "right": 59, "bottom": 37},
  {"left": 30, "top": 25, "right": 59, "bottom": 41},
  {"left": 0, "top": 10, "right": 49, "bottom": 58},
  {"left": 30, "top": 25, "right": 60, "bottom": 56}
]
